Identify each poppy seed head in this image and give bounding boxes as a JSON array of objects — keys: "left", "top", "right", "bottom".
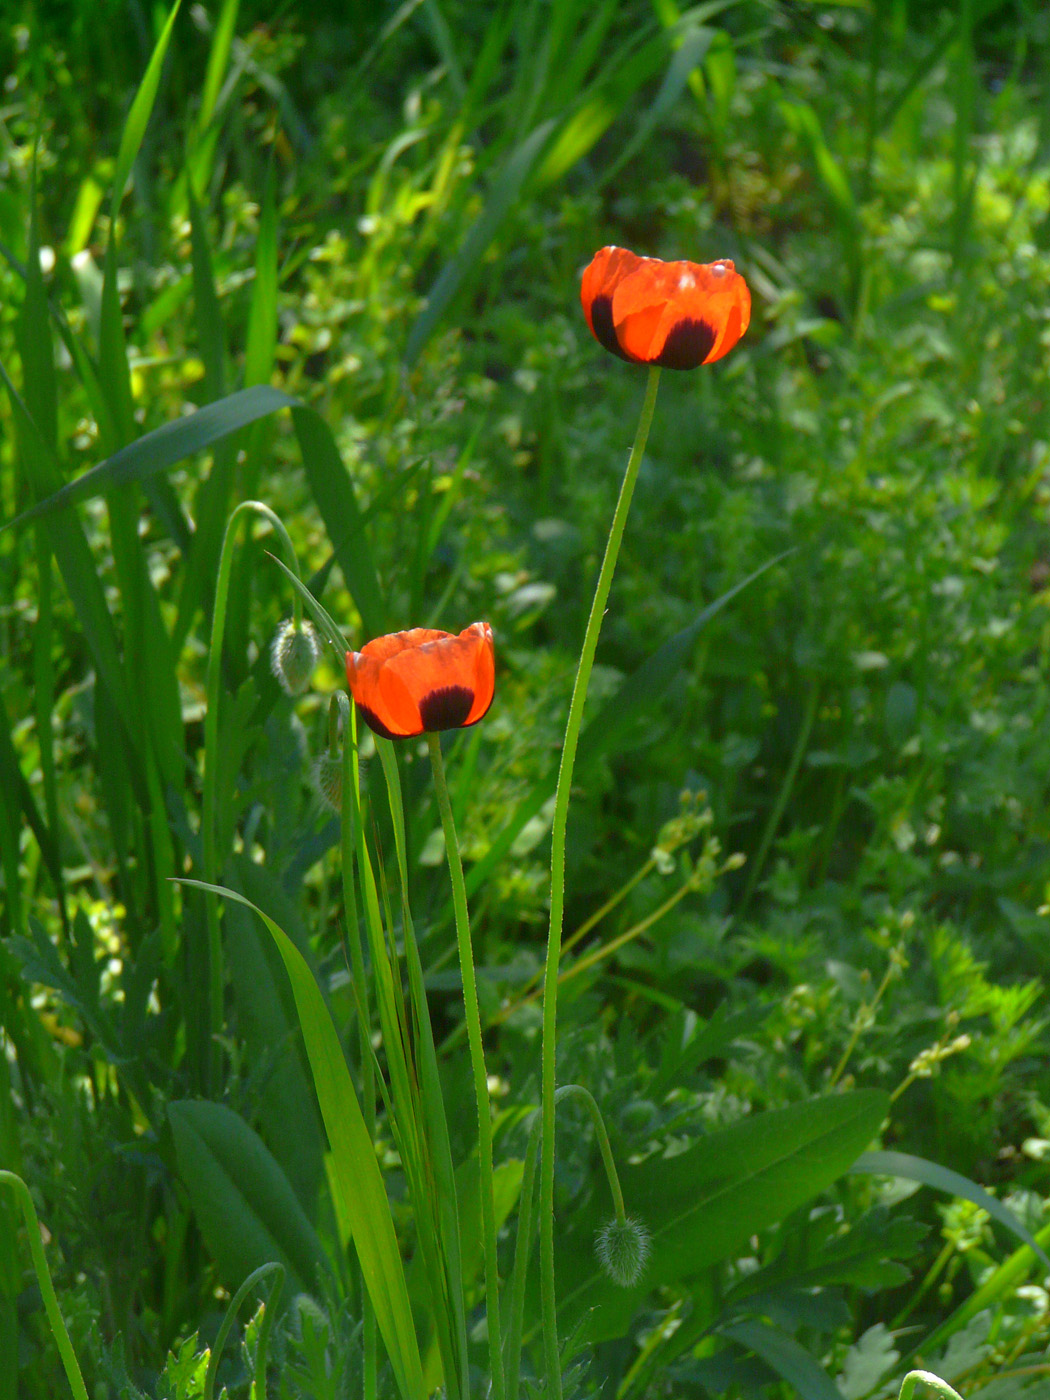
[
  {"left": 595, "top": 1216, "right": 651, "bottom": 1288},
  {"left": 271, "top": 619, "right": 320, "bottom": 695}
]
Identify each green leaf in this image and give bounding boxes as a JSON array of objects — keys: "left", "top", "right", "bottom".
[
  {"left": 837, "top": 1323, "right": 900, "bottom": 1400},
  {"left": 719, "top": 1319, "right": 844, "bottom": 1400},
  {"left": 176, "top": 879, "right": 425, "bottom": 1400},
  {"left": 0, "top": 362, "right": 139, "bottom": 759},
  {"left": 1, "top": 385, "right": 298, "bottom": 533},
  {"left": 852, "top": 1151, "right": 1050, "bottom": 1273},
  {"left": 244, "top": 159, "right": 278, "bottom": 390},
  {"left": 292, "top": 406, "right": 388, "bottom": 638},
  {"left": 111, "top": 0, "right": 183, "bottom": 219},
  {"left": 555, "top": 1089, "right": 888, "bottom": 1343},
  {"left": 167, "top": 1099, "right": 329, "bottom": 1295}
]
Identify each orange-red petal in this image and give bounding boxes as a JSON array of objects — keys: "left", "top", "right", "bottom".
[
  {"left": 346, "top": 623, "right": 495, "bottom": 740},
  {"left": 580, "top": 247, "right": 751, "bottom": 369}
]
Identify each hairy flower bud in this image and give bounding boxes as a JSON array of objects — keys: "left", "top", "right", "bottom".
[
  {"left": 595, "top": 1216, "right": 651, "bottom": 1288},
  {"left": 271, "top": 619, "right": 319, "bottom": 695},
  {"left": 312, "top": 752, "right": 343, "bottom": 813}
]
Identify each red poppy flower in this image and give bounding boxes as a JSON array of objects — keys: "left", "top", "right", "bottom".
[
  {"left": 580, "top": 246, "right": 751, "bottom": 369},
  {"left": 346, "top": 622, "right": 495, "bottom": 740}
]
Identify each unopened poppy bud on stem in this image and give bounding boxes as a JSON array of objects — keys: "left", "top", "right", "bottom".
[
  {"left": 595, "top": 1216, "right": 651, "bottom": 1288},
  {"left": 270, "top": 618, "right": 320, "bottom": 695}
]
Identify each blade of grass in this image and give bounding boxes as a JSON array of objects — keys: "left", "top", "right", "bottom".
[
  {"left": 177, "top": 879, "right": 426, "bottom": 1400},
  {"left": 1, "top": 385, "right": 298, "bottom": 533},
  {"left": 852, "top": 1151, "right": 1050, "bottom": 1272}
]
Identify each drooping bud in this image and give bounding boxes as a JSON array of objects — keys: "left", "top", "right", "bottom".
[
  {"left": 270, "top": 619, "right": 319, "bottom": 695},
  {"left": 595, "top": 1216, "right": 651, "bottom": 1288}
]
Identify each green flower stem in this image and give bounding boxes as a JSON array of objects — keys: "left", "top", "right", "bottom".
[
  {"left": 897, "top": 1372, "right": 963, "bottom": 1400},
  {"left": 426, "top": 732, "right": 506, "bottom": 1400},
  {"left": 0, "top": 1171, "right": 88, "bottom": 1400},
  {"left": 554, "top": 1085, "right": 625, "bottom": 1221},
  {"left": 505, "top": 1084, "right": 630, "bottom": 1400},
  {"left": 203, "top": 1262, "right": 284, "bottom": 1400},
  {"left": 539, "top": 364, "right": 662, "bottom": 1395},
  {"left": 339, "top": 697, "right": 378, "bottom": 1400},
  {"left": 202, "top": 501, "right": 301, "bottom": 1091}
]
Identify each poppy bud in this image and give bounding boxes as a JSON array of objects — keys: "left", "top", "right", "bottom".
[
  {"left": 581, "top": 246, "right": 751, "bottom": 369},
  {"left": 312, "top": 751, "right": 343, "bottom": 813},
  {"left": 346, "top": 622, "right": 495, "bottom": 740},
  {"left": 271, "top": 618, "right": 320, "bottom": 695},
  {"left": 595, "top": 1216, "right": 651, "bottom": 1288}
]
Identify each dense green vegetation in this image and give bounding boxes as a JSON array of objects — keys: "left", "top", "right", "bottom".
[{"left": 2, "top": 1, "right": 1050, "bottom": 1397}]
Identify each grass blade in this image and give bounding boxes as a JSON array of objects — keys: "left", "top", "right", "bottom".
[
  {"left": 1, "top": 385, "right": 298, "bottom": 533},
  {"left": 177, "top": 878, "right": 426, "bottom": 1400},
  {"left": 852, "top": 1151, "right": 1050, "bottom": 1272}
]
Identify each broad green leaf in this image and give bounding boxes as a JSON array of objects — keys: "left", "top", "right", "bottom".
[
  {"left": 555, "top": 1089, "right": 888, "bottom": 1343},
  {"left": 177, "top": 879, "right": 425, "bottom": 1400},
  {"left": 852, "top": 1151, "right": 1050, "bottom": 1272},
  {"left": 168, "top": 1099, "right": 329, "bottom": 1295},
  {"left": 720, "top": 1319, "right": 844, "bottom": 1400}
]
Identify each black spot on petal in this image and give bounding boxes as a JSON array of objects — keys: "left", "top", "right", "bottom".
[
  {"left": 655, "top": 317, "right": 716, "bottom": 370},
  {"left": 589, "top": 295, "right": 632, "bottom": 361},
  {"left": 356, "top": 703, "right": 407, "bottom": 741},
  {"left": 419, "top": 685, "right": 474, "bottom": 732}
]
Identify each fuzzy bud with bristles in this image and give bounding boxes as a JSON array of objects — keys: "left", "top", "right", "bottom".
[
  {"left": 595, "top": 1217, "right": 650, "bottom": 1288},
  {"left": 270, "top": 619, "right": 319, "bottom": 695},
  {"left": 312, "top": 752, "right": 343, "bottom": 813}
]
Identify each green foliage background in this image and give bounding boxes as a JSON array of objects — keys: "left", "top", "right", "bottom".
[{"left": 2, "top": 0, "right": 1050, "bottom": 1396}]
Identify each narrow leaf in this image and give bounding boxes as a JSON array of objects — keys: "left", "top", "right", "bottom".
[
  {"left": 176, "top": 878, "right": 425, "bottom": 1400},
  {"left": 852, "top": 1151, "right": 1050, "bottom": 1273}
]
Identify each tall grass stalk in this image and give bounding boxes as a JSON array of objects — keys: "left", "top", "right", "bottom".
[{"left": 538, "top": 364, "right": 661, "bottom": 1393}]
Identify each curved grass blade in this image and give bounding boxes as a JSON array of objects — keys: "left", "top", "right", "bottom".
[
  {"left": 852, "top": 1150, "right": 1050, "bottom": 1272},
  {"left": 176, "top": 878, "right": 425, "bottom": 1400},
  {"left": 203, "top": 1261, "right": 283, "bottom": 1400}
]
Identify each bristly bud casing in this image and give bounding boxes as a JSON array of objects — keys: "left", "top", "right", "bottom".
[
  {"left": 595, "top": 1217, "right": 650, "bottom": 1287},
  {"left": 271, "top": 619, "right": 319, "bottom": 695}
]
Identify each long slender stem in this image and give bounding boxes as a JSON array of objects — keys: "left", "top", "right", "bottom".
[
  {"left": 339, "top": 698, "right": 377, "bottom": 1400},
  {"left": 538, "top": 365, "right": 661, "bottom": 1395},
  {"left": 202, "top": 501, "right": 301, "bottom": 1091},
  {"left": 427, "top": 733, "right": 506, "bottom": 1400},
  {"left": 0, "top": 1171, "right": 89, "bottom": 1400}
]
